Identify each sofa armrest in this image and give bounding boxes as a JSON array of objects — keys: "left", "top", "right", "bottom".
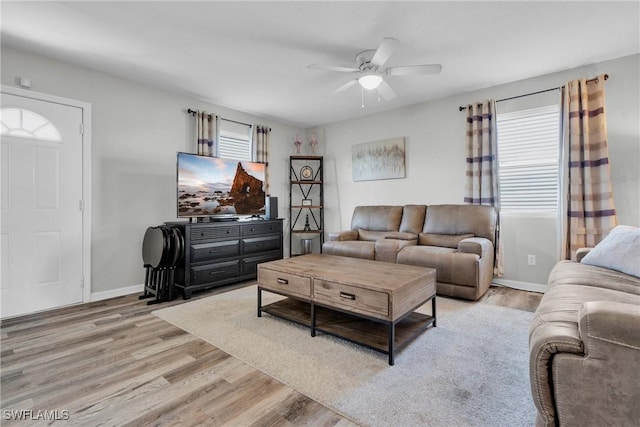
[
  {"left": 328, "top": 230, "right": 359, "bottom": 241},
  {"left": 545, "top": 302, "right": 640, "bottom": 426},
  {"left": 579, "top": 301, "right": 640, "bottom": 355},
  {"left": 529, "top": 320, "right": 584, "bottom": 427},
  {"left": 575, "top": 247, "right": 594, "bottom": 263},
  {"left": 529, "top": 301, "right": 640, "bottom": 427},
  {"left": 457, "top": 237, "right": 492, "bottom": 258}
]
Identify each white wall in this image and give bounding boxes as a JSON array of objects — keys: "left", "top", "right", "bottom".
[
  {"left": 3, "top": 46, "right": 637, "bottom": 293},
  {"left": 316, "top": 54, "right": 640, "bottom": 288},
  {"left": 1, "top": 46, "right": 304, "bottom": 295}
]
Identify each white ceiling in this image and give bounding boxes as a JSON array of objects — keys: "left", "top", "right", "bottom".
[{"left": 2, "top": 1, "right": 639, "bottom": 128}]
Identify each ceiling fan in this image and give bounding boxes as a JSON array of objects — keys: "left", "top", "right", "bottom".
[{"left": 308, "top": 37, "right": 442, "bottom": 101}]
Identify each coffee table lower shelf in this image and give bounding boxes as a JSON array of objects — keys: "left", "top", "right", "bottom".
[{"left": 258, "top": 294, "right": 435, "bottom": 365}]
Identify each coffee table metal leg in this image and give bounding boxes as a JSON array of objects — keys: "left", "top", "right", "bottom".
[
  {"left": 432, "top": 297, "right": 437, "bottom": 327},
  {"left": 257, "top": 287, "right": 262, "bottom": 317},
  {"left": 311, "top": 302, "right": 316, "bottom": 337},
  {"left": 388, "top": 322, "right": 395, "bottom": 366}
]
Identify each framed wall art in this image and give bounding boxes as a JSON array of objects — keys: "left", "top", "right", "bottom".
[{"left": 352, "top": 137, "right": 406, "bottom": 182}]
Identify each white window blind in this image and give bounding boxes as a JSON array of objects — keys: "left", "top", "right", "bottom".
[
  {"left": 218, "top": 118, "right": 253, "bottom": 161},
  {"left": 497, "top": 105, "right": 560, "bottom": 213}
]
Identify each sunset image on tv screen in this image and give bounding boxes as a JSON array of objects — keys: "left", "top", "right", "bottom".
[{"left": 177, "top": 153, "right": 265, "bottom": 217}]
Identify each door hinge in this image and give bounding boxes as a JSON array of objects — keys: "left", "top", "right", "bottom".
[
  {"left": 79, "top": 200, "right": 84, "bottom": 211},
  {"left": 79, "top": 123, "right": 84, "bottom": 135},
  {"left": 80, "top": 277, "right": 85, "bottom": 288}
]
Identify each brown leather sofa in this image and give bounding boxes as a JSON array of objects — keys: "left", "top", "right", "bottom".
[
  {"left": 529, "top": 251, "right": 640, "bottom": 426},
  {"left": 322, "top": 204, "right": 497, "bottom": 300}
]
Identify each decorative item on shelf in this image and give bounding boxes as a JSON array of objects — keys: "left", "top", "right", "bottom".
[
  {"left": 302, "top": 199, "right": 312, "bottom": 206},
  {"left": 294, "top": 135, "right": 302, "bottom": 155},
  {"left": 309, "top": 132, "right": 318, "bottom": 154},
  {"left": 300, "top": 165, "right": 314, "bottom": 180},
  {"left": 303, "top": 214, "right": 311, "bottom": 231},
  {"left": 301, "top": 238, "right": 313, "bottom": 255}
]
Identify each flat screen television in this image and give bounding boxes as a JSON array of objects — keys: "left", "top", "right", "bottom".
[{"left": 177, "top": 152, "right": 266, "bottom": 219}]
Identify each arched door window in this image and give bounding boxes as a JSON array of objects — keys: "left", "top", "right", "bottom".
[{"left": 0, "top": 108, "right": 61, "bottom": 141}]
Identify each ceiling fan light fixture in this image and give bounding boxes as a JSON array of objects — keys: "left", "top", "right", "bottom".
[{"left": 358, "top": 74, "right": 383, "bottom": 90}]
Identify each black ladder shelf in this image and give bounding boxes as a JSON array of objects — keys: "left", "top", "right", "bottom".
[{"left": 289, "top": 156, "right": 324, "bottom": 256}]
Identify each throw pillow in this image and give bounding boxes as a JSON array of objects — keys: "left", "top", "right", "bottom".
[{"left": 581, "top": 225, "right": 640, "bottom": 278}]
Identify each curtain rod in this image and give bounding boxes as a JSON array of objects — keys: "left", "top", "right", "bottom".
[
  {"left": 187, "top": 109, "right": 270, "bottom": 131},
  {"left": 458, "top": 74, "right": 609, "bottom": 111},
  {"left": 187, "top": 108, "right": 213, "bottom": 118}
]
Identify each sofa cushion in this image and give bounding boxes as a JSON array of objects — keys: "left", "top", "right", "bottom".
[
  {"left": 399, "top": 204, "right": 426, "bottom": 234},
  {"left": 530, "top": 261, "right": 640, "bottom": 356},
  {"left": 423, "top": 204, "right": 496, "bottom": 243},
  {"left": 418, "top": 233, "right": 474, "bottom": 248},
  {"left": 322, "top": 240, "right": 375, "bottom": 260},
  {"left": 549, "top": 260, "right": 640, "bottom": 296},
  {"left": 533, "top": 282, "right": 640, "bottom": 333},
  {"left": 351, "top": 205, "right": 403, "bottom": 232},
  {"left": 581, "top": 225, "right": 640, "bottom": 279},
  {"left": 328, "top": 230, "right": 358, "bottom": 241}
]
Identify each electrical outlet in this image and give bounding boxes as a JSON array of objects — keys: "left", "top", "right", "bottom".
[{"left": 528, "top": 255, "right": 536, "bottom": 266}]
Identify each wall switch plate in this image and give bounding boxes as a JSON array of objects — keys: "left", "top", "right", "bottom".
[{"left": 528, "top": 255, "right": 536, "bottom": 266}]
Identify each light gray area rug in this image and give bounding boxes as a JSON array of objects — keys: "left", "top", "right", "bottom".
[{"left": 154, "top": 285, "right": 536, "bottom": 427}]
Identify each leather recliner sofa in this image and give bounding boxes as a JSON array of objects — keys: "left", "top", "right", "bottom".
[
  {"left": 322, "top": 204, "right": 497, "bottom": 300},
  {"left": 529, "top": 241, "right": 640, "bottom": 426}
]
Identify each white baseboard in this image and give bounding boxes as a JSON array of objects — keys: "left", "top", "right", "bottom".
[
  {"left": 91, "top": 284, "right": 144, "bottom": 302},
  {"left": 492, "top": 278, "right": 546, "bottom": 294}
]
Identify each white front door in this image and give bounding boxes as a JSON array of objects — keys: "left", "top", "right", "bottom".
[{"left": 1, "top": 92, "right": 85, "bottom": 318}]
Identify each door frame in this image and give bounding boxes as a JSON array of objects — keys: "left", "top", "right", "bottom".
[{"left": 1, "top": 85, "right": 92, "bottom": 306}]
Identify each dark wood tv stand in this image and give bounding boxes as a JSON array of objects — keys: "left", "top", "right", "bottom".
[{"left": 166, "top": 218, "right": 283, "bottom": 299}]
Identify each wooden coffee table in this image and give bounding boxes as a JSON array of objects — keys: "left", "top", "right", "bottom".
[{"left": 257, "top": 254, "right": 436, "bottom": 365}]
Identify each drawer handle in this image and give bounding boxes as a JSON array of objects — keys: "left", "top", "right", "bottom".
[
  {"left": 340, "top": 292, "right": 356, "bottom": 301},
  {"left": 277, "top": 278, "right": 289, "bottom": 285},
  {"left": 208, "top": 270, "right": 224, "bottom": 276}
]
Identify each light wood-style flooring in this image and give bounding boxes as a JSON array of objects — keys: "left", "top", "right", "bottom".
[{"left": 1, "top": 282, "right": 542, "bottom": 426}]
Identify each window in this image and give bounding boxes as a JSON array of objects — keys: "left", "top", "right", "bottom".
[
  {"left": 497, "top": 105, "right": 560, "bottom": 213},
  {"left": 217, "top": 118, "right": 253, "bottom": 161},
  {"left": 0, "top": 108, "right": 61, "bottom": 141}
]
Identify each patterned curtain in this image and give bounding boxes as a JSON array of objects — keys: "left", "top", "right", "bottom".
[
  {"left": 560, "top": 74, "right": 617, "bottom": 260},
  {"left": 464, "top": 100, "right": 504, "bottom": 276},
  {"left": 254, "top": 125, "right": 270, "bottom": 195},
  {"left": 195, "top": 111, "right": 216, "bottom": 156}
]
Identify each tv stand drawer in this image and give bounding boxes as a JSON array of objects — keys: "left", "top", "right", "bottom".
[
  {"left": 191, "top": 240, "right": 240, "bottom": 261},
  {"left": 191, "top": 225, "right": 240, "bottom": 241},
  {"left": 242, "top": 235, "right": 281, "bottom": 254},
  {"left": 190, "top": 260, "right": 240, "bottom": 285},
  {"left": 241, "top": 222, "right": 283, "bottom": 236}
]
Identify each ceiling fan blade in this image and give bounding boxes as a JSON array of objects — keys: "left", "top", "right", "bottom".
[
  {"left": 328, "top": 79, "right": 359, "bottom": 96},
  {"left": 386, "top": 64, "right": 443, "bottom": 76},
  {"left": 308, "top": 64, "right": 360, "bottom": 73},
  {"left": 377, "top": 80, "right": 396, "bottom": 101},
  {"left": 370, "top": 37, "right": 399, "bottom": 68}
]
